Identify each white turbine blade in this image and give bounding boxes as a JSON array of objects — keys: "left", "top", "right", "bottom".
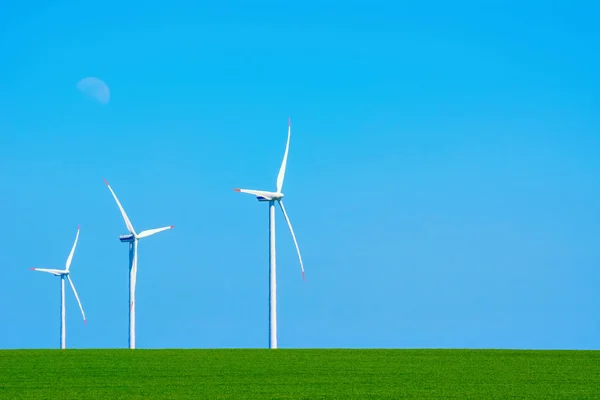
[
  {"left": 277, "top": 200, "right": 305, "bottom": 280},
  {"left": 65, "top": 225, "right": 80, "bottom": 271},
  {"left": 137, "top": 225, "right": 174, "bottom": 239},
  {"left": 233, "top": 188, "right": 277, "bottom": 200},
  {"left": 67, "top": 275, "right": 86, "bottom": 324},
  {"left": 30, "top": 268, "right": 64, "bottom": 275},
  {"left": 104, "top": 179, "right": 137, "bottom": 236},
  {"left": 276, "top": 117, "right": 291, "bottom": 193}
]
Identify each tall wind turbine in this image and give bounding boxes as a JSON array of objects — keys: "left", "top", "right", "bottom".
[
  {"left": 30, "top": 226, "right": 86, "bottom": 349},
  {"left": 104, "top": 179, "right": 174, "bottom": 349},
  {"left": 234, "top": 117, "right": 305, "bottom": 349}
]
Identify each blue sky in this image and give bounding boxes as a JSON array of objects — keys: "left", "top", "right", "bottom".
[{"left": 0, "top": 0, "right": 599, "bottom": 350}]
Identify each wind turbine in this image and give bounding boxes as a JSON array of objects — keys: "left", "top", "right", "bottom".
[
  {"left": 104, "top": 179, "right": 174, "bottom": 349},
  {"left": 233, "top": 117, "right": 305, "bottom": 349},
  {"left": 30, "top": 226, "right": 86, "bottom": 349}
]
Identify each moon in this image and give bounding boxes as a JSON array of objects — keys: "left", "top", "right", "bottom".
[{"left": 76, "top": 77, "right": 110, "bottom": 104}]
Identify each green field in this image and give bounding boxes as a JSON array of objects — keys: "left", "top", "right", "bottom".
[{"left": 1, "top": 349, "right": 599, "bottom": 399}]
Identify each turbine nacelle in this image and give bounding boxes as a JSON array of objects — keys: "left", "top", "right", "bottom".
[
  {"left": 257, "top": 192, "right": 284, "bottom": 202},
  {"left": 119, "top": 234, "right": 136, "bottom": 242}
]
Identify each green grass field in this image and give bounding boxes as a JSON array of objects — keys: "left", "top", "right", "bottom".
[{"left": 1, "top": 349, "right": 599, "bottom": 399}]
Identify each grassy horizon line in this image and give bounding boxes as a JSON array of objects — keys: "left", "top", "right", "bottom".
[{"left": 2, "top": 349, "right": 599, "bottom": 399}]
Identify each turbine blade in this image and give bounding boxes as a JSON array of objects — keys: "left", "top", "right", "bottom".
[
  {"left": 137, "top": 226, "right": 174, "bottom": 239},
  {"left": 65, "top": 225, "right": 80, "bottom": 271},
  {"left": 277, "top": 200, "right": 305, "bottom": 280},
  {"left": 67, "top": 275, "right": 86, "bottom": 324},
  {"left": 233, "top": 188, "right": 276, "bottom": 200},
  {"left": 30, "top": 268, "right": 65, "bottom": 275},
  {"left": 276, "top": 118, "right": 291, "bottom": 193},
  {"left": 104, "top": 179, "right": 137, "bottom": 236}
]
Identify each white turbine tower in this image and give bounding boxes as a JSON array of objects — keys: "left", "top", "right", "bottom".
[
  {"left": 104, "top": 179, "right": 174, "bottom": 349},
  {"left": 234, "top": 117, "right": 305, "bottom": 349},
  {"left": 30, "top": 226, "right": 86, "bottom": 349}
]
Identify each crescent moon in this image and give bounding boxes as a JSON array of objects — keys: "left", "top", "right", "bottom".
[{"left": 76, "top": 77, "right": 110, "bottom": 104}]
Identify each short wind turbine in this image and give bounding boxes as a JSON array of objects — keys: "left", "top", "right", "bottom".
[
  {"left": 104, "top": 179, "right": 174, "bottom": 349},
  {"left": 30, "top": 226, "right": 86, "bottom": 349},
  {"left": 234, "top": 117, "right": 305, "bottom": 349}
]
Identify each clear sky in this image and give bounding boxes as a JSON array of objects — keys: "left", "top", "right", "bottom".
[{"left": 0, "top": 0, "right": 599, "bottom": 350}]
